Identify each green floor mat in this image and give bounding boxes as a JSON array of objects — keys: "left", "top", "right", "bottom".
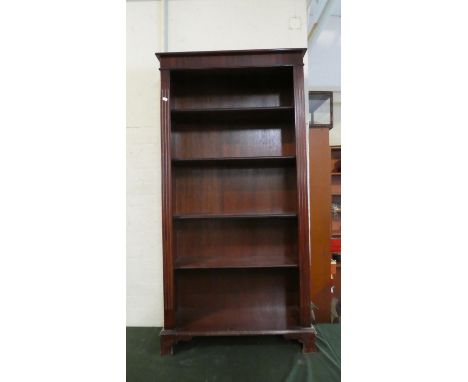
[{"left": 127, "top": 325, "right": 340, "bottom": 382}]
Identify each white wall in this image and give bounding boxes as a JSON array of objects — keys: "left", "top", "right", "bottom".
[
  {"left": 168, "top": 0, "right": 307, "bottom": 51},
  {"left": 307, "top": 1, "right": 341, "bottom": 145},
  {"left": 308, "top": 15, "right": 341, "bottom": 90},
  {"left": 127, "top": 0, "right": 164, "bottom": 326},
  {"left": 126, "top": 0, "right": 309, "bottom": 327}
]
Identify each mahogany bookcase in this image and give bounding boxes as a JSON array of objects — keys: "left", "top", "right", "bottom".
[{"left": 155, "top": 49, "right": 315, "bottom": 355}]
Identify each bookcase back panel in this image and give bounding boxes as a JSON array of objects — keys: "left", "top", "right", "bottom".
[
  {"left": 174, "top": 218, "right": 298, "bottom": 268},
  {"left": 171, "top": 67, "right": 294, "bottom": 109},
  {"left": 175, "top": 268, "right": 299, "bottom": 331},
  {"left": 331, "top": 146, "right": 341, "bottom": 173},
  {"left": 172, "top": 125, "right": 295, "bottom": 159},
  {"left": 331, "top": 175, "right": 341, "bottom": 194},
  {"left": 173, "top": 166, "right": 297, "bottom": 214}
]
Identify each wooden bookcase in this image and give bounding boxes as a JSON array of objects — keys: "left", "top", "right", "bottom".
[
  {"left": 331, "top": 146, "right": 341, "bottom": 239},
  {"left": 308, "top": 91, "right": 334, "bottom": 323},
  {"left": 155, "top": 49, "right": 315, "bottom": 355},
  {"left": 330, "top": 146, "right": 341, "bottom": 322}
]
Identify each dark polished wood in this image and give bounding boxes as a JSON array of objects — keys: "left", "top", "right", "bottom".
[
  {"left": 175, "top": 268, "right": 299, "bottom": 331},
  {"left": 173, "top": 165, "right": 297, "bottom": 215},
  {"left": 160, "top": 327, "right": 316, "bottom": 355},
  {"left": 160, "top": 332, "right": 192, "bottom": 356},
  {"left": 171, "top": 68, "right": 294, "bottom": 109},
  {"left": 284, "top": 331, "right": 317, "bottom": 353},
  {"left": 174, "top": 217, "right": 298, "bottom": 269},
  {"left": 309, "top": 127, "right": 332, "bottom": 323},
  {"left": 172, "top": 115, "right": 295, "bottom": 159},
  {"left": 173, "top": 212, "right": 297, "bottom": 220},
  {"left": 156, "top": 48, "right": 306, "bottom": 70},
  {"left": 160, "top": 69, "right": 175, "bottom": 329},
  {"left": 331, "top": 146, "right": 341, "bottom": 237},
  {"left": 172, "top": 156, "right": 296, "bottom": 165},
  {"left": 293, "top": 66, "right": 311, "bottom": 327},
  {"left": 157, "top": 49, "right": 314, "bottom": 355}
]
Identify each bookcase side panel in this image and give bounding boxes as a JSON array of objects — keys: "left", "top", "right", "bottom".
[
  {"left": 293, "top": 65, "right": 312, "bottom": 326},
  {"left": 160, "top": 68, "right": 175, "bottom": 328}
]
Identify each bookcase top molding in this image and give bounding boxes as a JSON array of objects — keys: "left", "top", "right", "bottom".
[{"left": 155, "top": 48, "right": 307, "bottom": 70}]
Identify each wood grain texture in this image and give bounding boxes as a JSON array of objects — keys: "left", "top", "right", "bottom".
[
  {"left": 309, "top": 127, "right": 332, "bottom": 322},
  {"left": 293, "top": 66, "right": 311, "bottom": 327},
  {"left": 173, "top": 212, "right": 297, "bottom": 220},
  {"left": 171, "top": 68, "right": 293, "bottom": 109},
  {"left": 160, "top": 70, "right": 175, "bottom": 328},
  {"left": 175, "top": 268, "right": 300, "bottom": 331},
  {"left": 157, "top": 49, "right": 314, "bottom": 355},
  {"left": 331, "top": 147, "right": 341, "bottom": 238},
  {"left": 173, "top": 129, "right": 295, "bottom": 159},
  {"left": 173, "top": 165, "right": 297, "bottom": 215},
  {"left": 156, "top": 48, "right": 306, "bottom": 70},
  {"left": 172, "top": 156, "right": 296, "bottom": 165},
  {"left": 174, "top": 217, "right": 298, "bottom": 269}
]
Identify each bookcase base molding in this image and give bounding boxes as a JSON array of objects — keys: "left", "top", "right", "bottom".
[{"left": 160, "top": 329, "right": 316, "bottom": 356}]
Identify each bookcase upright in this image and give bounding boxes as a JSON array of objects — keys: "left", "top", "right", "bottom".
[{"left": 155, "top": 49, "right": 315, "bottom": 355}]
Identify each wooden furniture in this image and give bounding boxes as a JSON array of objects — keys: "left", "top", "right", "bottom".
[
  {"left": 156, "top": 49, "right": 315, "bottom": 355},
  {"left": 308, "top": 91, "right": 334, "bottom": 323},
  {"left": 334, "top": 264, "right": 341, "bottom": 304},
  {"left": 330, "top": 146, "right": 341, "bottom": 322},
  {"left": 331, "top": 146, "right": 341, "bottom": 239}
]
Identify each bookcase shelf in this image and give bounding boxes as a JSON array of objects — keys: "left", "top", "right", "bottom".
[
  {"left": 175, "top": 306, "right": 300, "bottom": 333},
  {"left": 156, "top": 49, "right": 314, "bottom": 355},
  {"left": 172, "top": 155, "right": 296, "bottom": 166},
  {"left": 331, "top": 146, "right": 341, "bottom": 239},
  {"left": 173, "top": 212, "right": 297, "bottom": 220},
  {"left": 171, "top": 107, "right": 295, "bottom": 127},
  {"left": 174, "top": 268, "right": 300, "bottom": 332},
  {"left": 172, "top": 106, "right": 294, "bottom": 113},
  {"left": 174, "top": 253, "right": 298, "bottom": 270}
]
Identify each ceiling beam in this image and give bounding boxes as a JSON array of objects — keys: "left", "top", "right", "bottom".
[{"left": 308, "top": 0, "right": 339, "bottom": 45}]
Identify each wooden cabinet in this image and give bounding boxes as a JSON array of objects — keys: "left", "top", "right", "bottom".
[
  {"left": 156, "top": 49, "right": 315, "bottom": 355},
  {"left": 307, "top": 89, "right": 341, "bottom": 323},
  {"left": 330, "top": 146, "right": 341, "bottom": 322},
  {"left": 309, "top": 125, "right": 332, "bottom": 323},
  {"left": 331, "top": 146, "right": 341, "bottom": 238}
]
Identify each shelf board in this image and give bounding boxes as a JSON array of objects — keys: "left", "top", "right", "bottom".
[
  {"left": 173, "top": 213, "right": 298, "bottom": 220},
  {"left": 174, "top": 254, "right": 298, "bottom": 270},
  {"left": 161, "top": 328, "right": 315, "bottom": 337},
  {"left": 331, "top": 172, "right": 341, "bottom": 176},
  {"left": 175, "top": 306, "right": 301, "bottom": 333},
  {"left": 172, "top": 155, "right": 296, "bottom": 166},
  {"left": 171, "top": 106, "right": 295, "bottom": 124},
  {"left": 172, "top": 106, "right": 294, "bottom": 113}
]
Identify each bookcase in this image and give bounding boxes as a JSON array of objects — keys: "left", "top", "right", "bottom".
[
  {"left": 155, "top": 49, "right": 315, "bottom": 355},
  {"left": 331, "top": 146, "right": 341, "bottom": 239},
  {"left": 308, "top": 108, "right": 332, "bottom": 323},
  {"left": 330, "top": 146, "right": 341, "bottom": 322}
]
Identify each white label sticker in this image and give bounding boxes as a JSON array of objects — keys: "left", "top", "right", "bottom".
[{"left": 162, "top": 97, "right": 168, "bottom": 102}]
